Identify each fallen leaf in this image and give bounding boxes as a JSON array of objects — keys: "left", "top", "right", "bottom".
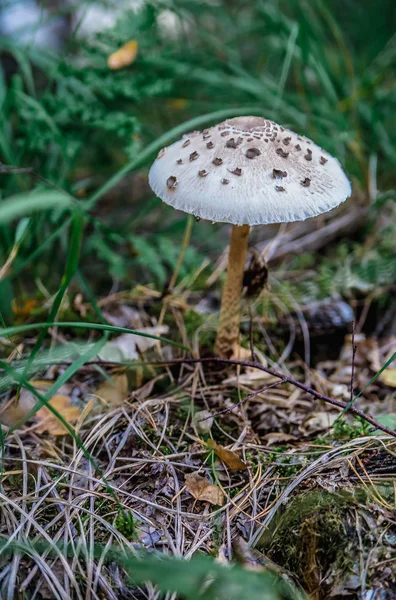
[
  {"left": 167, "top": 98, "right": 188, "bottom": 110},
  {"left": 0, "top": 389, "right": 36, "bottom": 427},
  {"left": 98, "top": 326, "right": 169, "bottom": 362},
  {"left": 300, "top": 411, "right": 338, "bottom": 434},
  {"left": 94, "top": 374, "right": 128, "bottom": 407},
  {"left": 107, "top": 40, "right": 138, "bottom": 70},
  {"left": 35, "top": 395, "right": 81, "bottom": 435},
  {"left": 11, "top": 298, "right": 37, "bottom": 316},
  {"left": 185, "top": 473, "right": 223, "bottom": 506},
  {"left": 192, "top": 410, "right": 213, "bottom": 435},
  {"left": 262, "top": 432, "right": 296, "bottom": 446},
  {"left": 381, "top": 369, "right": 396, "bottom": 388},
  {"left": 207, "top": 439, "right": 248, "bottom": 471}
]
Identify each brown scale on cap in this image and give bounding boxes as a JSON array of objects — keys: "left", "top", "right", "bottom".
[
  {"left": 273, "top": 169, "right": 287, "bottom": 179},
  {"left": 221, "top": 178, "right": 230, "bottom": 185},
  {"left": 295, "top": 144, "right": 301, "bottom": 151},
  {"left": 176, "top": 159, "right": 183, "bottom": 164},
  {"left": 189, "top": 151, "right": 199, "bottom": 161},
  {"left": 157, "top": 148, "right": 167, "bottom": 159},
  {"left": 275, "top": 185, "right": 285, "bottom": 192},
  {"left": 182, "top": 139, "right": 190, "bottom": 148},
  {"left": 247, "top": 137, "right": 253, "bottom": 142},
  {"left": 246, "top": 147, "right": 261, "bottom": 159},
  {"left": 207, "top": 141, "right": 214, "bottom": 149},
  {"left": 226, "top": 137, "right": 243, "bottom": 149},
  {"left": 203, "top": 134, "right": 211, "bottom": 140},
  {"left": 280, "top": 127, "right": 284, "bottom": 132},
  {"left": 301, "top": 177, "right": 311, "bottom": 187},
  {"left": 212, "top": 157, "right": 223, "bottom": 166},
  {"left": 198, "top": 169, "right": 208, "bottom": 177},
  {"left": 304, "top": 152, "right": 312, "bottom": 161},
  {"left": 166, "top": 176, "right": 178, "bottom": 189},
  {"left": 276, "top": 148, "right": 289, "bottom": 158},
  {"left": 229, "top": 167, "right": 242, "bottom": 176},
  {"left": 283, "top": 137, "right": 291, "bottom": 145},
  {"left": 221, "top": 131, "right": 230, "bottom": 137},
  {"left": 320, "top": 156, "right": 328, "bottom": 165}
]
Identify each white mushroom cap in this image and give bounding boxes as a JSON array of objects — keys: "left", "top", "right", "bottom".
[{"left": 148, "top": 116, "right": 352, "bottom": 226}]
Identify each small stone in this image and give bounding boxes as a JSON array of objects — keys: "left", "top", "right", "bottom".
[
  {"left": 189, "top": 151, "right": 199, "bottom": 161},
  {"left": 212, "top": 157, "right": 223, "bottom": 166},
  {"left": 166, "top": 176, "right": 178, "bottom": 189},
  {"left": 246, "top": 147, "right": 261, "bottom": 159},
  {"left": 276, "top": 148, "right": 289, "bottom": 158},
  {"left": 301, "top": 177, "right": 311, "bottom": 187}
]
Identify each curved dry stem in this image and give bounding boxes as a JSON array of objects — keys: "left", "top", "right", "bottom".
[{"left": 215, "top": 224, "right": 250, "bottom": 357}]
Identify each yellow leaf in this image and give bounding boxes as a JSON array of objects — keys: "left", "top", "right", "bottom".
[
  {"left": 94, "top": 374, "right": 128, "bottom": 407},
  {"left": 11, "top": 298, "right": 37, "bottom": 316},
  {"left": 185, "top": 473, "right": 224, "bottom": 506},
  {"left": 107, "top": 40, "right": 138, "bottom": 70},
  {"left": 35, "top": 395, "right": 81, "bottom": 436},
  {"left": 381, "top": 369, "right": 396, "bottom": 388},
  {"left": 207, "top": 439, "right": 248, "bottom": 471},
  {"left": 167, "top": 98, "right": 188, "bottom": 110}
]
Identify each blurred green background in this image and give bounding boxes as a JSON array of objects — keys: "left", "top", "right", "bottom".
[{"left": 0, "top": 0, "right": 395, "bottom": 324}]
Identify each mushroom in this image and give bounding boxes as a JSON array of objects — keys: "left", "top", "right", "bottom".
[{"left": 148, "top": 116, "right": 351, "bottom": 358}]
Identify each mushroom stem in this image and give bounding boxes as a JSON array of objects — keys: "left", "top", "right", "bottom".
[{"left": 215, "top": 224, "right": 250, "bottom": 358}]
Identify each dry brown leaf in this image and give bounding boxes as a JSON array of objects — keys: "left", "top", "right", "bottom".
[
  {"left": 207, "top": 439, "right": 248, "bottom": 471},
  {"left": 94, "top": 374, "right": 128, "bottom": 407},
  {"left": 300, "top": 411, "right": 338, "bottom": 434},
  {"left": 35, "top": 395, "right": 81, "bottom": 436},
  {"left": 107, "top": 40, "right": 138, "bottom": 70},
  {"left": 185, "top": 473, "right": 224, "bottom": 506},
  {"left": 0, "top": 389, "right": 36, "bottom": 427},
  {"left": 381, "top": 369, "right": 396, "bottom": 388}
]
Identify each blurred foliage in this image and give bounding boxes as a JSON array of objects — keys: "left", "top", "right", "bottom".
[{"left": 0, "top": 0, "right": 395, "bottom": 315}]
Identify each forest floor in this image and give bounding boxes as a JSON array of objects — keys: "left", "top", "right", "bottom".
[{"left": 1, "top": 205, "right": 395, "bottom": 600}]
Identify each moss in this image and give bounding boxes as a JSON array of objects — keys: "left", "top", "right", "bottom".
[
  {"left": 114, "top": 511, "right": 137, "bottom": 541},
  {"left": 258, "top": 489, "right": 360, "bottom": 599}
]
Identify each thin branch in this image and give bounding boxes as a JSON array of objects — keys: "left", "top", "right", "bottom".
[
  {"left": 154, "top": 356, "right": 396, "bottom": 439},
  {"left": 350, "top": 320, "right": 357, "bottom": 405},
  {"left": 201, "top": 378, "right": 287, "bottom": 421}
]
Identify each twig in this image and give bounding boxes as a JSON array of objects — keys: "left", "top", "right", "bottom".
[
  {"left": 200, "top": 378, "right": 287, "bottom": 421},
  {"left": 154, "top": 356, "right": 396, "bottom": 439},
  {"left": 350, "top": 320, "right": 357, "bottom": 405}
]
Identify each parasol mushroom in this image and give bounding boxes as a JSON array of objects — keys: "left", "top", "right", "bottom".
[{"left": 148, "top": 116, "right": 351, "bottom": 358}]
